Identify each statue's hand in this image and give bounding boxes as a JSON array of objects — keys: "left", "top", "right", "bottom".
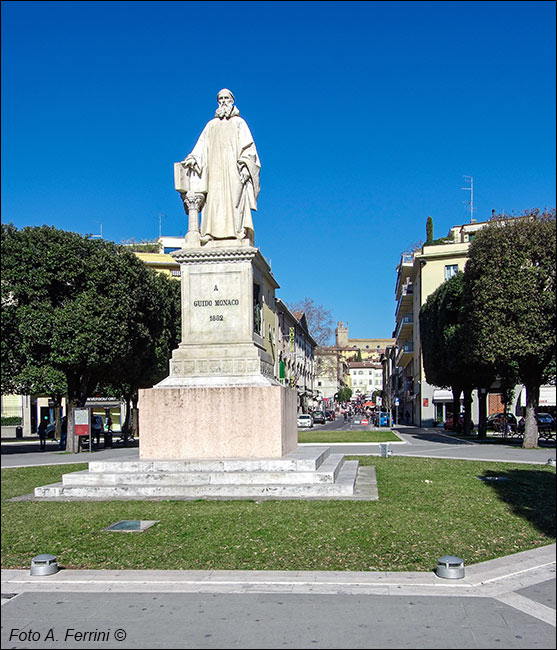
[
  {"left": 182, "top": 157, "right": 201, "bottom": 175},
  {"left": 239, "top": 166, "right": 250, "bottom": 183}
]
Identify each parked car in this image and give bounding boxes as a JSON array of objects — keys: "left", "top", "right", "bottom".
[
  {"left": 378, "top": 412, "right": 390, "bottom": 427},
  {"left": 311, "top": 410, "right": 326, "bottom": 424},
  {"left": 45, "top": 423, "right": 56, "bottom": 439},
  {"left": 537, "top": 413, "right": 556, "bottom": 430},
  {"left": 486, "top": 413, "right": 517, "bottom": 432},
  {"left": 444, "top": 414, "right": 475, "bottom": 430},
  {"left": 297, "top": 414, "right": 313, "bottom": 428},
  {"left": 517, "top": 413, "right": 556, "bottom": 434}
]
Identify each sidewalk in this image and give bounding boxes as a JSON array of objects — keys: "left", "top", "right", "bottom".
[{"left": 2, "top": 546, "right": 555, "bottom": 649}]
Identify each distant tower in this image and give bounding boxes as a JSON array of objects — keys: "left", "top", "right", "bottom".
[{"left": 336, "top": 322, "right": 349, "bottom": 347}]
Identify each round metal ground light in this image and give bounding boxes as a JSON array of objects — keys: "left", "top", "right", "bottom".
[
  {"left": 30, "top": 554, "right": 59, "bottom": 576},
  {"left": 436, "top": 555, "right": 465, "bottom": 579}
]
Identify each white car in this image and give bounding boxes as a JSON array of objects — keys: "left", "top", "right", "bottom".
[{"left": 297, "top": 414, "right": 313, "bottom": 428}]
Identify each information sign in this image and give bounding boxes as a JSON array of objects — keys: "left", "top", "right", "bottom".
[{"left": 74, "top": 408, "right": 90, "bottom": 436}]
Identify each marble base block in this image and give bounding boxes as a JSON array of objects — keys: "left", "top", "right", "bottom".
[{"left": 138, "top": 384, "right": 297, "bottom": 459}]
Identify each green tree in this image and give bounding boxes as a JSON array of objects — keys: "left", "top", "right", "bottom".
[
  {"left": 98, "top": 271, "right": 181, "bottom": 442},
  {"left": 337, "top": 386, "right": 352, "bottom": 403},
  {"left": 420, "top": 272, "right": 495, "bottom": 435},
  {"left": 463, "top": 210, "right": 556, "bottom": 448},
  {"left": 1, "top": 224, "right": 177, "bottom": 452},
  {"left": 426, "top": 216, "right": 434, "bottom": 244}
]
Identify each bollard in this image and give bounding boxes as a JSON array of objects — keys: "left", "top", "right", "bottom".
[
  {"left": 30, "top": 554, "right": 59, "bottom": 576},
  {"left": 436, "top": 555, "right": 465, "bottom": 579},
  {"left": 379, "top": 443, "right": 392, "bottom": 458}
]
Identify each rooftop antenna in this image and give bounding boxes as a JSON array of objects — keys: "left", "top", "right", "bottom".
[
  {"left": 91, "top": 223, "right": 103, "bottom": 239},
  {"left": 461, "top": 176, "right": 475, "bottom": 223}
]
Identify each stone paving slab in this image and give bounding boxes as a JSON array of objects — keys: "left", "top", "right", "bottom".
[{"left": 2, "top": 591, "right": 555, "bottom": 649}]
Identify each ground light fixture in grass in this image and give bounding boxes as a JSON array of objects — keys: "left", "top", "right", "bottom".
[
  {"left": 1, "top": 458, "right": 554, "bottom": 572},
  {"left": 103, "top": 520, "right": 159, "bottom": 533},
  {"left": 298, "top": 430, "right": 401, "bottom": 444}
]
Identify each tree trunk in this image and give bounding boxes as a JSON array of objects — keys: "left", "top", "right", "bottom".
[
  {"left": 522, "top": 383, "right": 539, "bottom": 449},
  {"left": 52, "top": 396, "right": 62, "bottom": 441},
  {"left": 451, "top": 386, "right": 462, "bottom": 431},
  {"left": 477, "top": 387, "right": 487, "bottom": 439},
  {"left": 65, "top": 373, "right": 93, "bottom": 454},
  {"left": 122, "top": 395, "right": 132, "bottom": 445},
  {"left": 66, "top": 399, "right": 79, "bottom": 454},
  {"left": 131, "top": 394, "right": 139, "bottom": 439},
  {"left": 462, "top": 388, "right": 473, "bottom": 435}
]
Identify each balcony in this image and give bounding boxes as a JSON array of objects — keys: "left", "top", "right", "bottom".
[
  {"left": 395, "top": 282, "right": 414, "bottom": 321},
  {"left": 394, "top": 313, "right": 414, "bottom": 340},
  {"left": 395, "top": 254, "right": 415, "bottom": 297},
  {"left": 396, "top": 341, "right": 414, "bottom": 368},
  {"left": 401, "top": 282, "right": 413, "bottom": 297}
]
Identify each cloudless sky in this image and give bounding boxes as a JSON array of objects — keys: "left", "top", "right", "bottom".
[{"left": 2, "top": 1, "right": 555, "bottom": 339}]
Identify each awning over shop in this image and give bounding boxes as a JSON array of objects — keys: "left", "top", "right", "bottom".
[
  {"left": 433, "top": 389, "right": 455, "bottom": 403},
  {"left": 520, "top": 385, "right": 556, "bottom": 407},
  {"left": 85, "top": 399, "right": 122, "bottom": 408}
]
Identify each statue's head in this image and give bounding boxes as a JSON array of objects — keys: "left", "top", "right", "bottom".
[{"left": 215, "top": 89, "right": 239, "bottom": 119}]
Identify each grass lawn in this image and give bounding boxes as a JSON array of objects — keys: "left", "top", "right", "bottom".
[
  {"left": 1, "top": 458, "right": 554, "bottom": 572},
  {"left": 298, "top": 429, "right": 400, "bottom": 443}
]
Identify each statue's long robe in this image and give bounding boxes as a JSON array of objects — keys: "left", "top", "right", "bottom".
[{"left": 188, "top": 115, "right": 260, "bottom": 240}]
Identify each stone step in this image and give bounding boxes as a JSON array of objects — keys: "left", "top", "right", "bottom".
[
  {"left": 34, "top": 461, "right": 360, "bottom": 500},
  {"left": 62, "top": 455, "right": 345, "bottom": 488},
  {"left": 88, "top": 447, "right": 331, "bottom": 475}
]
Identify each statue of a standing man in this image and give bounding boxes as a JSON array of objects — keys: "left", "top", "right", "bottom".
[{"left": 180, "top": 89, "right": 261, "bottom": 244}]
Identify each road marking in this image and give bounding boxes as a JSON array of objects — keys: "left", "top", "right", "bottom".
[{"left": 495, "top": 591, "right": 556, "bottom": 626}]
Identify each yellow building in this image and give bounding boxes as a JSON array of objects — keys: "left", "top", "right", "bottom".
[
  {"left": 335, "top": 322, "right": 394, "bottom": 363},
  {"left": 393, "top": 220, "right": 488, "bottom": 425}
]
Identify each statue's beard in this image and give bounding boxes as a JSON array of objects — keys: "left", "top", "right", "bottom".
[{"left": 215, "top": 104, "right": 238, "bottom": 119}]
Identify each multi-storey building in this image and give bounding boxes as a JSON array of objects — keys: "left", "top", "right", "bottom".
[
  {"left": 275, "top": 299, "right": 317, "bottom": 413},
  {"left": 392, "top": 220, "right": 489, "bottom": 426},
  {"left": 347, "top": 361, "right": 384, "bottom": 398},
  {"left": 313, "top": 323, "right": 392, "bottom": 410},
  {"left": 335, "top": 322, "right": 395, "bottom": 364},
  {"left": 314, "top": 348, "right": 347, "bottom": 406}
]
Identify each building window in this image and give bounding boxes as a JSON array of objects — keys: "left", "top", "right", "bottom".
[
  {"left": 171, "top": 270, "right": 181, "bottom": 277},
  {"left": 445, "top": 264, "right": 458, "bottom": 280}
]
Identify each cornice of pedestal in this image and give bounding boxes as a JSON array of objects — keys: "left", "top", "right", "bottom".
[{"left": 171, "top": 243, "right": 277, "bottom": 285}]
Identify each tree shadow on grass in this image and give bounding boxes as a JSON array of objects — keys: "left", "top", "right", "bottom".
[{"left": 479, "top": 468, "right": 556, "bottom": 538}]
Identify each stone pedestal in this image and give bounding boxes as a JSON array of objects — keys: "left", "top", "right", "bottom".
[
  {"left": 138, "top": 241, "right": 298, "bottom": 460},
  {"left": 139, "top": 385, "right": 297, "bottom": 459}
]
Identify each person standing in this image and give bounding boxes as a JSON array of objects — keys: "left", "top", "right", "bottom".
[
  {"left": 37, "top": 417, "right": 48, "bottom": 451},
  {"left": 59, "top": 416, "right": 68, "bottom": 450}
]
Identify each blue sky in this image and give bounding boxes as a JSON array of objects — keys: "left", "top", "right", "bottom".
[{"left": 2, "top": 1, "right": 555, "bottom": 340}]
